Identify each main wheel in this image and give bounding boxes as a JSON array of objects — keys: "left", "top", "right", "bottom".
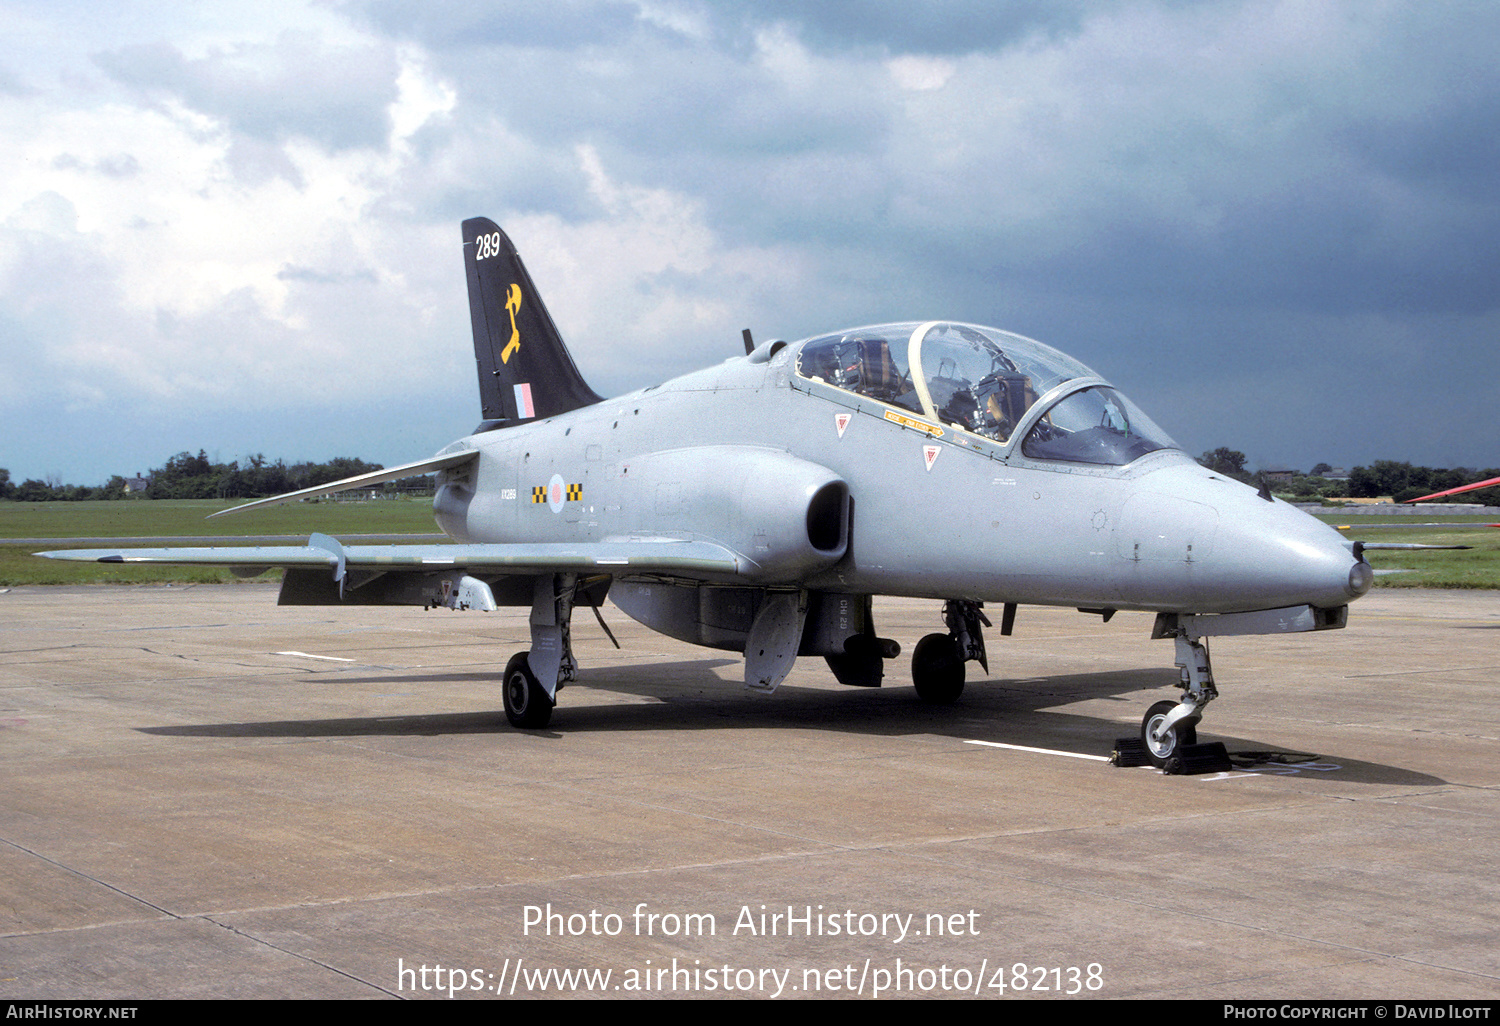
[
  {"left": 1141, "top": 700, "right": 1198, "bottom": 768},
  {"left": 503, "top": 652, "right": 553, "bottom": 729},
  {"left": 912, "top": 633, "right": 965, "bottom": 704}
]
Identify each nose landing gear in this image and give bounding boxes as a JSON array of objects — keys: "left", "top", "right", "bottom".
[{"left": 1141, "top": 620, "right": 1218, "bottom": 768}]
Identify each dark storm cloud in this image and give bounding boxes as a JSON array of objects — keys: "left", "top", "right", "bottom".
[
  {"left": 356, "top": 0, "right": 643, "bottom": 49},
  {"left": 920, "top": 171, "right": 1500, "bottom": 323},
  {"left": 93, "top": 34, "right": 400, "bottom": 152},
  {"left": 351, "top": 0, "right": 1500, "bottom": 349},
  {"left": 1345, "top": 94, "right": 1500, "bottom": 206},
  {"left": 355, "top": 0, "right": 1126, "bottom": 54},
  {"left": 355, "top": 4, "right": 896, "bottom": 234},
  {"left": 370, "top": 11, "right": 887, "bottom": 165},
  {"left": 702, "top": 0, "right": 1137, "bottom": 53},
  {"left": 674, "top": 2, "right": 1500, "bottom": 330},
  {"left": 11, "top": 0, "right": 1500, "bottom": 480}
]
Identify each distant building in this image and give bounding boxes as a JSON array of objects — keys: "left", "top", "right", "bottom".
[
  {"left": 1260, "top": 466, "right": 1297, "bottom": 482},
  {"left": 123, "top": 474, "right": 151, "bottom": 494}
]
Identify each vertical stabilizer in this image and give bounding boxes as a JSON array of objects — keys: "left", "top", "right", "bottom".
[{"left": 462, "top": 217, "right": 603, "bottom": 429}]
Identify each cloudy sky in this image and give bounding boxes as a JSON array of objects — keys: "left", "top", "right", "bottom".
[{"left": 3, "top": 0, "right": 1497, "bottom": 485}]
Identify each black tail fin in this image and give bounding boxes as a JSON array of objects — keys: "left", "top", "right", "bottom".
[{"left": 462, "top": 217, "right": 602, "bottom": 430}]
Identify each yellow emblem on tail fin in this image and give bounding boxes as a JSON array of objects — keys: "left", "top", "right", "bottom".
[{"left": 502, "top": 283, "right": 522, "bottom": 363}]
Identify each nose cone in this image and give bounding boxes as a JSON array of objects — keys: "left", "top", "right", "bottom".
[
  {"left": 1211, "top": 494, "right": 1370, "bottom": 610},
  {"left": 1119, "top": 464, "right": 1369, "bottom": 613}
]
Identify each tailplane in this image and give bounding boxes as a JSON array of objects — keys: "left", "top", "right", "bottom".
[{"left": 462, "top": 217, "right": 602, "bottom": 430}]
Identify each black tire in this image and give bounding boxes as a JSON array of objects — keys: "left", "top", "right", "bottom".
[
  {"left": 1141, "top": 700, "right": 1198, "bottom": 769},
  {"left": 912, "top": 633, "right": 965, "bottom": 704},
  {"left": 503, "top": 652, "right": 553, "bottom": 729}
]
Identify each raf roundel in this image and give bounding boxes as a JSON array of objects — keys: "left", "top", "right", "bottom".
[{"left": 548, "top": 473, "right": 565, "bottom": 513}]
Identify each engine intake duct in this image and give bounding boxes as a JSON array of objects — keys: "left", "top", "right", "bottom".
[{"left": 617, "top": 446, "right": 849, "bottom": 583}]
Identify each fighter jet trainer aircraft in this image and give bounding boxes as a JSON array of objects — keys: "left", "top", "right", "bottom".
[{"left": 41, "top": 218, "right": 1374, "bottom": 765}]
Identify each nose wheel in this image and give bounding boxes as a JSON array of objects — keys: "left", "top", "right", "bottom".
[
  {"left": 1141, "top": 700, "right": 1199, "bottom": 768},
  {"left": 1138, "top": 622, "right": 1217, "bottom": 768}
]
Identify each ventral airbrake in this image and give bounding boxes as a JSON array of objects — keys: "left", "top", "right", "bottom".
[{"left": 41, "top": 218, "right": 1375, "bottom": 766}]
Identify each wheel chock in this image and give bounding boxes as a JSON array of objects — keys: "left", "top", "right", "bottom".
[
  {"left": 1163, "top": 741, "right": 1232, "bottom": 775},
  {"left": 1110, "top": 737, "right": 1151, "bottom": 767}
]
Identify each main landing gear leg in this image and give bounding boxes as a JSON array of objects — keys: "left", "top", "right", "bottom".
[
  {"left": 912, "top": 600, "right": 991, "bottom": 704},
  {"left": 1141, "top": 620, "right": 1218, "bottom": 768},
  {"left": 504, "top": 573, "right": 578, "bottom": 729}
]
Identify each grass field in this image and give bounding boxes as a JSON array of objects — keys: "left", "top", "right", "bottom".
[
  {"left": 4, "top": 501, "right": 1498, "bottom": 589},
  {"left": 1313, "top": 513, "right": 1500, "bottom": 589},
  {"left": 0, "top": 497, "right": 439, "bottom": 538},
  {"left": 0, "top": 498, "right": 439, "bottom": 586}
]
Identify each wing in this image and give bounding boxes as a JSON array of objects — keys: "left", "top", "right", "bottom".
[
  {"left": 35, "top": 532, "right": 752, "bottom": 609},
  {"left": 36, "top": 534, "right": 747, "bottom": 576},
  {"left": 207, "top": 450, "right": 479, "bottom": 518}
]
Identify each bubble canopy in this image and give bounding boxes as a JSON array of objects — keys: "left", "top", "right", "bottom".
[{"left": 793, "top": 321, "right": 1177, "bottom": 466}]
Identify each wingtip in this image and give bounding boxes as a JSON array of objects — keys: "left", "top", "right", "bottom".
[
  {"left": 207, "top": 500, "right": 261, "bottom": 519},
  {"left": 33, "top": 550, "right": 120, "bottom": 562}
]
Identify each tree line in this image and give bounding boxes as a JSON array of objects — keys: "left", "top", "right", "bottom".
[
  {"left": 0, "top": 452, "right": 432, "bottom": 502},
  {"left": 3, "top": 450, "right": 1496, "bottom": 505},
  {"left": 1198, "top": 449, "right": 1500, "bottom": 505}
]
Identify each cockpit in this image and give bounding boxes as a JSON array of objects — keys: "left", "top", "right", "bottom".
[{"left": 793, "top": 321, "right": 1177, "bottom": 466}]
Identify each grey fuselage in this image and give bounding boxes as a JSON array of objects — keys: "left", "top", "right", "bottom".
[{"left": 430, "top": 339, "right": 1364, "bottom": 619}]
